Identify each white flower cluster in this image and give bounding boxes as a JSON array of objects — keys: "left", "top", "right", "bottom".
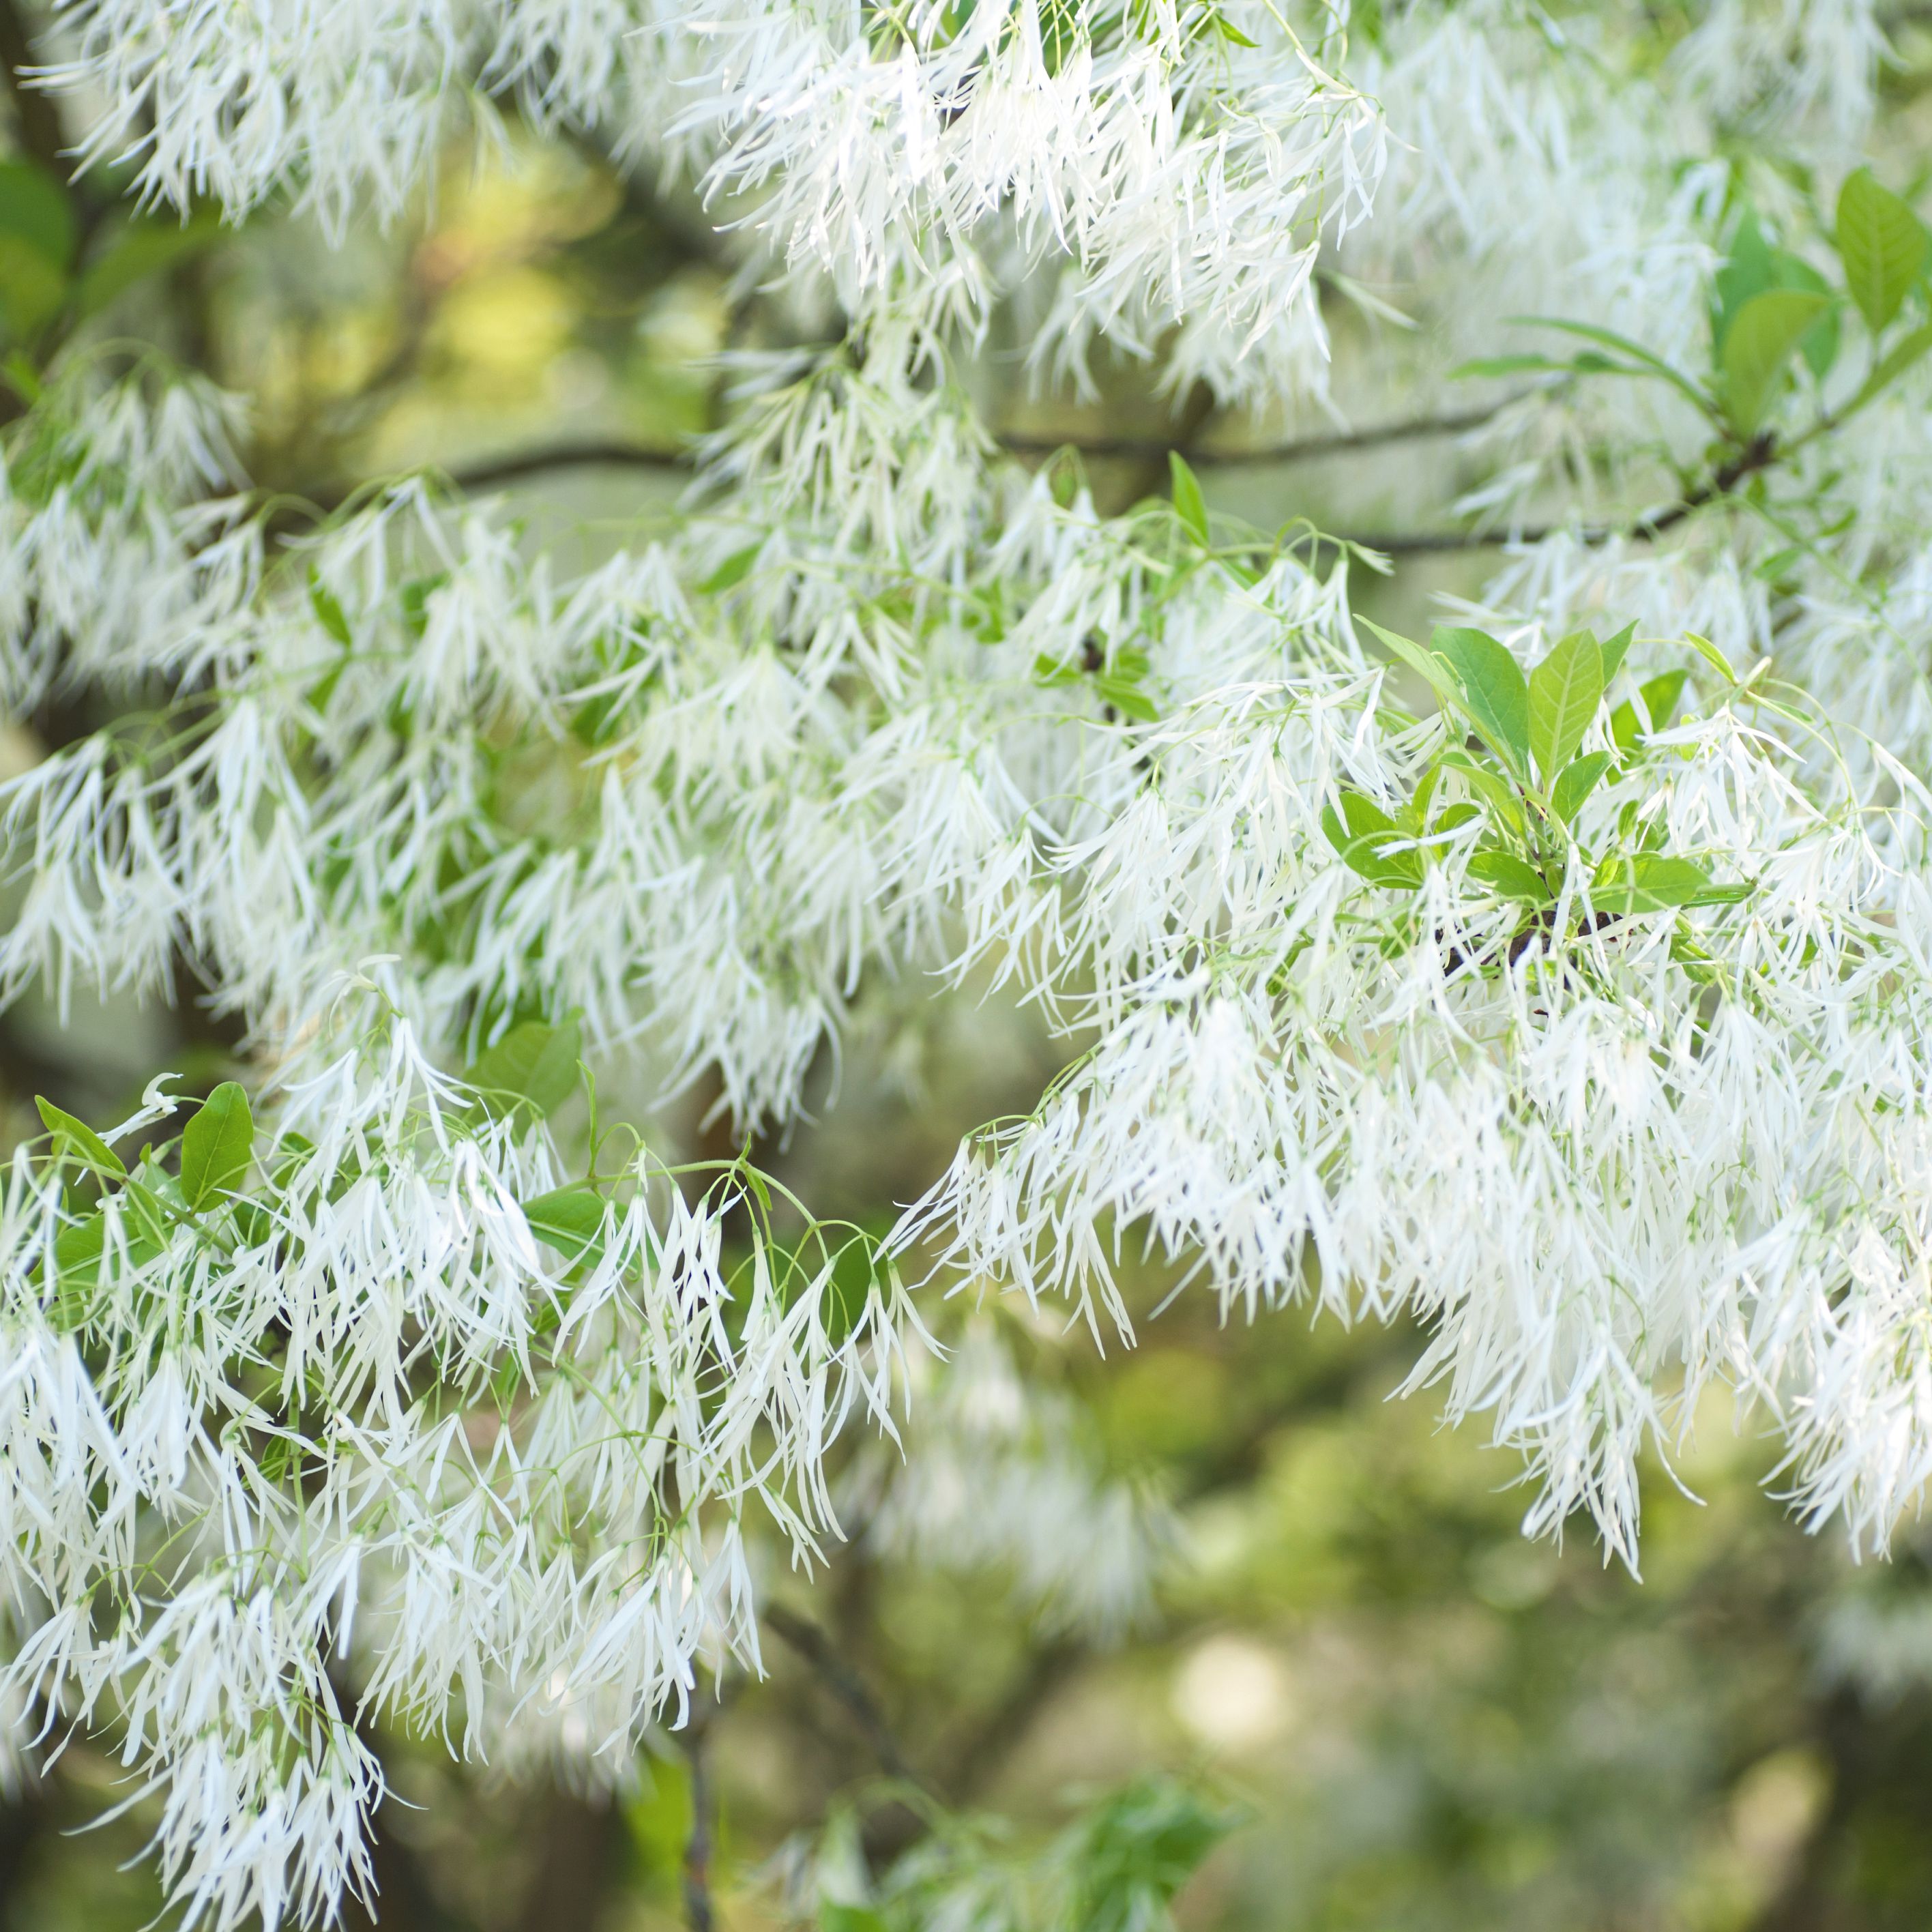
[
  {"left": 8, "top": 0, "right": 1932, "bottom": 1920},
  {"left": 46, "top": 0, "right": 1381, "bottom": 396},
  {"left": 845, "top": 1317, "right": 1174, "bottom": 1637},
  {"left": 1, "top": 971, "right": 909, "bottom": 1927}
]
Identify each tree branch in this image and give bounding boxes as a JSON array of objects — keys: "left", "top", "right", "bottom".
[
  {"left": 765, "top": 1603, "right": 924, "bottom": 1789},
  {"left": 432, "top": 398, "right": 1513, "bottom": 500},
  {"left": 679, "top": 1699, "right": 718, "bottom": 1932},
  {"left": 999, "top": 397, "right": 1522, "bottom": 467}
]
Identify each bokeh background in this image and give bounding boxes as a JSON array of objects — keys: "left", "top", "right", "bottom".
[{"left": 10, "top": 27, "right": 1932, "bottom": 1932}]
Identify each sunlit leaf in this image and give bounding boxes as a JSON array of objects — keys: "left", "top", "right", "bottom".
[
  {"left": 1432, "top": 626, "right": 1532, "bottom": 778},
  {"left": 1168, "top": 451, "right": 1210, "bottom": 546},
  {"left": 1528, "top": 630, "right": 1604, "bottom": 787},
  {"left": 1720, "top": 289, "right": 1830, "bottom": 434},
  {"left": 181, "top": 1081, "right": 254, "bottom": 1209},
  {"left": 35, "top": 1097, "right": 126, "bottom": 1177},
  {"left": 1836, "top": 168, "right": 1927, "bottom": 334}
]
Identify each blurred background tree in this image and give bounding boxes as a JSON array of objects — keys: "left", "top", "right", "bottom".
[{"left": 8, "top": 3, "right": 1932, "bottom": 1930}]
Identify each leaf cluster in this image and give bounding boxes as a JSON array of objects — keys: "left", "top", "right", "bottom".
[
  {"left": 1459, "top": 164, "right": 1932, "bottom": 445},
  {"left": 1330, "top": 621, "right": 1748, "bottom": 961}
]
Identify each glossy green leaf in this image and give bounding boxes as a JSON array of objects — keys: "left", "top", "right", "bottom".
[
  {"left": 1719, "top": 288, "right": 1830, "bottom": 434},
  {"left": 467, "top": 1015, "right": 583, "bottom": 1122},
  {"left": 1712, "top": 213, "right": 1839, "bottom": 377},
  {"left": 53, "top": 1210, "right": 105, "bottom": 1285},
  {"left": 1712, "top": 209, "right": 1776, "bottom": 353},
  {"left": 1169, "top": 452, "right": 1210, "bottom": 546},
  {"left": 1432, "top": 627, "right": 1532, "bottom": 777},
  {"left": 1467, "top": 849, "right": 1551, "bottom": 905},
  {"left": 521, "top": 1186, "right": 609, "bottom": 1269},
  {"left": 35, "top": 1097, "right": 126, "bottom": 1177},
  {"left": 1836, "top": 168, "right": 1927, "bottom": 334},
  {"left": 1551, "top": 750, "right": 1615, "bottom": 824},
  {"left": 181, "top": 1081, "right": 254, "bottom": 1209},
  {"left": 1527, "top": 630, "right": 1604, "bottom": 787}
]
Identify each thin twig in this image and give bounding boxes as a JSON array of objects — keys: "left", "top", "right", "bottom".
[
  {"left": 999, "top": 396, "right": 1522, "bottom": 466},
  {"left": 765, "top": 1603, "right": 924, "bottom": 1789},
  {"left": 446, "top": 438, "right": 688, "bottom": 494},
  {"left": 433, "top": 398, "right": 1514, "bottom": 499},
  {"left": 680, "top": 1699, "right": 718, "bottom": 1932}
]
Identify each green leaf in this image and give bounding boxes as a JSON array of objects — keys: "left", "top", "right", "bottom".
[
  {"left": 48, "top": 1211, "right": 106, "bottom": 1328},
  {"left": 1321, "top": 791, "right": 1422, "bottom": 888},
  {"left": 697, "top": 540, "right": 765, "bottom": 595},
  {"left": 1772, "top": 252, "right": 1841, "bottom": 380},
  {"left": 1467, "top": 849, "right": 1552, "bottom": 905},
  {"left": 0, "top": 235, "right": 67, "bottom": 339},
  {"left": 1527, "top": 630, "right": 1605, "bottom": 787},
  {"left": 1510, "top": 316, "right": 1716, "bottom": 419},
  {"left": 1712, "top": 209, "right": 1776, "bottom": 353},
  {"left": 467, "top": 1016, "right": 583, "bottom": 1122},
  {"left": 1719, "top": 289, "right": 1830, "bottom": 434},
  {"left": 821, "top": 1907, "right": 889, "bottom": 1932},
  {"left": 75, "top": 209, "right": 226, "bottom": 317},
  {"left": 1032, "top": 652, "right": 1085, "bottom": 688},
  {"left": 180, "top": 1081, "right": 254, "bottom": 1209},
  {"left": 1452, "top": 351, "right": 1634, "bottom": 381},
  {"left": 1836, "top": 168, "right": 1927, "bottom": 334},
  {"left": 1683, "top": 632, "right": 1734, "bottom": 683},
  {"left": 520, "top": 1186, "right": 609, "bottom": 1269},
  {"left": 1592, "top": 853, "right": 1751, "bottom": 913},
  {"left": 1095, "top": 675, "right": 1160, "bottom": 723},
  {"left": 1439, "top": 750, "right": 1526, "bottom": 835},
  {"left": 119, "top": 1177, "right": 177, "bottom": 1250},
  {"left": 1431, "top": 627, "right": 1532, "bottom": 778},
  {"left": 1639, "top": 670, "right": 1688, "bottom": 731},
  {"left": 1169, "top": 452, "right": 1210, "bottom": 546},
  {"left": 1598, "top": 621, "right": 1637, "bottom": 687},
  {"left": 1359, "top": 617, "right": 1462, "bottom": 709},
  {"left": 308, "top": 572, "right": 352, "bottom": 648},
  {"left": 1551, "top": 750, "right": 1615, "bottom": 824},
  {"left": 0, "top": 162, "right": 75, "bottom": 269},
  {"left": 35, "top": 1097, "right": 127, "bottom": 1177}
]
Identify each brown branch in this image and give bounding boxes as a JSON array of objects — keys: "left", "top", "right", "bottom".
[
  {"left": 999, "top": 397, "right": 1523, "bottom": 467},
  {"left": 679, "top": 1700, "right": 718, "bottom": 1932},
  {"left": 446, "top": 438, "right": 689, "bottom": 495},
  {"left": 437, "top": 387, "right": 1513, "bottom": 497},
  {"left": 765, "top": 1603, "right": 924, "bottom": 1789}
]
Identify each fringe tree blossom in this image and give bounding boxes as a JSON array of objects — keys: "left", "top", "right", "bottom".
[{"left": 5, "top": 0, "right": 1932, "bottom": 1922}]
